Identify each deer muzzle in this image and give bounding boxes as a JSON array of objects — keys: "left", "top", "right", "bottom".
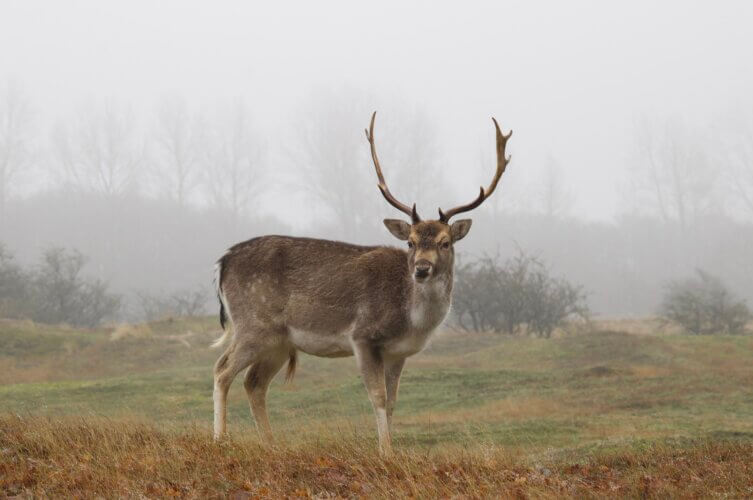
[{"left": 414, "top": 260, "right": 433, "bottom": 281}]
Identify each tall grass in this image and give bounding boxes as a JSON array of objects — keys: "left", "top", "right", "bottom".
[{"left": 2, "top": 415, "right": 752, "bottom": 498}]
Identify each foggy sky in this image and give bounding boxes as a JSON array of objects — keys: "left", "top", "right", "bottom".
[{"left": 2, "top": 0, "right": 753, "bottom": 225}]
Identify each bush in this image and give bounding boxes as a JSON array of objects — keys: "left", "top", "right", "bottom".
[
  {"left": 453, "top": 252, "right": 589, "bottom": 337},
  {"left": 31, "top": 247, "right": 121, "bottom": 327},
  {"left": 0, "top": 244, "right": 32, "bottom": 318},
  {"left": 660, "top": 270, "right": 751, "bottom": 335},
  {"left": 0, "top": 244, "right": 121, "bottom": 327},
  {"left": 136, "top": 287, "right": 208, "bottom": 321}
]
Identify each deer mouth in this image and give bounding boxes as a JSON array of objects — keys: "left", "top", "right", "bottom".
[{"left": 414, "top": 264, "right": 432, "bottom": 282}]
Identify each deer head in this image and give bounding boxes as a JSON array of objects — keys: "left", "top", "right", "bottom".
[{"left": 365, "top": 112, "right": 512, "bottom": 282}]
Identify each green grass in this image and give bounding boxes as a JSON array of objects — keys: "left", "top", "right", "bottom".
[{"left": 2, "top": 318, "right": 753, "bottom": 455}]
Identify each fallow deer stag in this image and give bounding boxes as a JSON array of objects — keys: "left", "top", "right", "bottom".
[{"left": 212, "top": 112, "right": 512, "bottom": 453}]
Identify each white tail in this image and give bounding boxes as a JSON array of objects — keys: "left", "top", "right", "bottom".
[
  {"left": 210, "top": 260, "right": 233, "bottom": 349},
  {"left": 210, "top": 325, "right": 231, "bottom": 349}
]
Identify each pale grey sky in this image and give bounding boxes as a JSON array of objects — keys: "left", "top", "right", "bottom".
[{"left": 2, "top": 0, "right": 752, "bottom": 222}]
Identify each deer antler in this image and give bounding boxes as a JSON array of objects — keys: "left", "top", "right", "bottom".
[
  {"left": 438, "top": 118, "right": 512, "bottom": 222},
  {"left": 365, "top": 111, "right": 420, "bottom": 223}
]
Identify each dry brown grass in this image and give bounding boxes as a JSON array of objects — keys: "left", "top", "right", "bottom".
[
  {"left": 4, "top": 318, "right": 753, "bottom": 497},
  {"left": 109, "top": 323, "right": 153, "bottom": 341},
  {"left": 589, "top": 316, "right": 753, "bottom": 337},
  {"left": 588, "top": 316, "right": 680, "bottom": 336},
  {"left": 2, "top": 415, "right": 753, "bottom": 499}
]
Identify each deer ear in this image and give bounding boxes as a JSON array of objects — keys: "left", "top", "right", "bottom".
[
  {"left": 450, "top": 219, "right": 472, "bottom": 241},
  {"left": 383, "top": 219, "right": 411, "bottom": 240}
]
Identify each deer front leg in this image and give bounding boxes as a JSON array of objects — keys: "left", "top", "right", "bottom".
[
  {"left": 385, "top": 357, "right": 405, "bottom": 431},
  {"left": 353, "top": 342, "right": 391, "bottom": 455}
]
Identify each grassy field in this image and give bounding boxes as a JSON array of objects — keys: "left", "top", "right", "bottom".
[{"left": 1, "top": 317, "right": 753, "bottom": 497}]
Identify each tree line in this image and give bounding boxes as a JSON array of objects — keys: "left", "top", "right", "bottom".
[
  {"left": 3, "top": 83, "right": 753, "bottom": 229},
  {"left": 2, "top": 82, "right": 753, "bottom": 326}
]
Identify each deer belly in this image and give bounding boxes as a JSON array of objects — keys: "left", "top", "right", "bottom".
[
  {"left": 288, "top": 325, "right": 354, "bottom": 358},
  {"left": 385, "top": 329, "right": 435, "bottom": 357}
]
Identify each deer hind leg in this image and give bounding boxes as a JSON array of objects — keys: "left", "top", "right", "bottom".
[
  {"left": 213, "top": 340, "right": 257, "bottom": 440},
  {"left": 353, "top": 342, "right": 391, "bottom": 455},
  {"left": 243, "top": 348, "right": 289, "bottom": 443}
]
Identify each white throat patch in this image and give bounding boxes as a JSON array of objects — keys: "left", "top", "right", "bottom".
[{"left": 409, "top": 277, "right": 451, "bottom": 330}]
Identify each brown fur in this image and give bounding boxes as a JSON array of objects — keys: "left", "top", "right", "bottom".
[
  {"left": 217, "top": 221, "right": 466, "bottom": 346},
  {"left": 211, "top": 220, "right": 470, "bottom": 453}
]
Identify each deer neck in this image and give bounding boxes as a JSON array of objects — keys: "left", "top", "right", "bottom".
[{"left": 407, "top": 269, "right": 453, "bottom": 332}]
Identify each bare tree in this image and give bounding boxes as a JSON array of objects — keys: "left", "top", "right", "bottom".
[
  {"left": 152, "top": 96, "right": 202, "bottom": 206},
  {"left": 201, "top": 99, "right": 264, "bottom": 229},
  {"left": 291, "top": 90, "right": 442, "bottom": 241},
  {"left": 291, "top": 94, "right": 378, "bottom": 240},
  {"left": 538, "top": 156, "right": 574, "bottom": 218},
  {"left": 381, "top": 107, "right": 443, "bottom": 212},
  {"left": 630, "top": 118, "right": 719, "bottom": 228},
  {"left": 719, "top": 113, "right": 753, "bottom": 219},
  {"left": 0, "top": 82, "right": 33, "bottom": 217},
  {"left": 52, "top": 101, "right": 142, "bottom": 197}
]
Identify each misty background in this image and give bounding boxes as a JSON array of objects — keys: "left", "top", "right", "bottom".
[{"left": 1, "top": 1, "right": 752, "bottom": 321}]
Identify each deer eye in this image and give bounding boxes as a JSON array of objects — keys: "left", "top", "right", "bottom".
[
  {"left": 407, "top": 241, "right": 414, "bottom": 249},
  {"left": 441, "top": 241, "right": 450, "bottom": 250}
]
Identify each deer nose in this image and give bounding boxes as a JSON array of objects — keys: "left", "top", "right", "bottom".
[{"left": 414, "top": 261, "right": 432, "bottom": 280}]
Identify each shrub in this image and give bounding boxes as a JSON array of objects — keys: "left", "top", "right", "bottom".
[
  {"left": 30, "top": 247, "right": 121, "bottom": 327},
  {"left": 135, "top": 286, "right": 208, "bottom": 321},
  {"left": 660, "top": 270, "right": 751, "bottom": 334},
  {"left": 454, "top": 252, "right": 589, "bottom": 337},
  {"left": 0, "top": 243, "right": 32, "bottom": 318}
]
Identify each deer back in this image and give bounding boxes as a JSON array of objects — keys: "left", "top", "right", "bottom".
[{"left": 218, "top": 235, "right": 421, "bottom": 347}]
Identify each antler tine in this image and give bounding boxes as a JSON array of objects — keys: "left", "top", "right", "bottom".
[
  {"left": 365, "top": 111, "right": 420, "bottom": 223},
  {"left": 439, "top": 117, "right": 512, "bottom": 222}
]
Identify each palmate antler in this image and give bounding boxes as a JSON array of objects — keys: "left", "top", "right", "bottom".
[
  {"left": 438, "top": 118, "right": 512, "bottom": 222},
  {"left": 365, "top": 112, "right": 421, "bottom": 223}
]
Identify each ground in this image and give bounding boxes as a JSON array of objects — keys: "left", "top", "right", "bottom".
[{"left": 1, "top": 317, "right": 753, "bottom": 498}]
